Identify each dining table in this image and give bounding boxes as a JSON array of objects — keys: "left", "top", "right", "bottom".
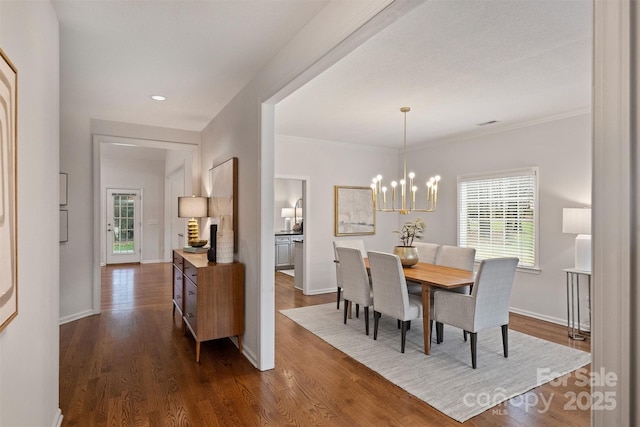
[{"left": 364, "top": 259, "right": 475, "bottom": 355}]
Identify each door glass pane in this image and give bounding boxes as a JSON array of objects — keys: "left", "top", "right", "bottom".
[{"left": 113, "top": 194, "right": 136, "bottom": 254}]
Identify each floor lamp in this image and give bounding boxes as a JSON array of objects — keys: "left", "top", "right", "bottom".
[{"left": 562, "top": 207, "right": 592, "bottom": 272}]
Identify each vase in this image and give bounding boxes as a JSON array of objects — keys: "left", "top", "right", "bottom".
[
  {"left": 393, "top": 246, "right": 419, "bottom": 267},
  {"left": 216, "top": 215, "right": 234, "bottom": 264}
]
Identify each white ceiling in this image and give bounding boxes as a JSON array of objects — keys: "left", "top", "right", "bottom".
[
  {"left": 276, "top": 0, "right": 592, "bottom": 148},
  {"left": 53, "top": 0, "right": 328, "bottom": 131},
  {"left": 53, "top": 0, "right": 592, "bottom": 147}
]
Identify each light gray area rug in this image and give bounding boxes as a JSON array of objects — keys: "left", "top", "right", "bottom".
[{"left": 280, "top": 303, "right": 591, "bottom": 423}]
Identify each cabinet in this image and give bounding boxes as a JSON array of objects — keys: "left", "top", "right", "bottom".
[
  {"left": 172, "top": 249, "right": 244, "bottom": 362},
  {"left": 275, "top": 233, "right": 300, "bottom": 269}
]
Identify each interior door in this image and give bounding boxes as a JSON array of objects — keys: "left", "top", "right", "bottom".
[{"left": 106, "top": 189, "right": 141, "bottom": 264}]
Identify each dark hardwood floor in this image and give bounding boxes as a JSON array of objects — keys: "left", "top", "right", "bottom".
[{"left": 59, "top": 263, "right": 591, "bottom": 426}]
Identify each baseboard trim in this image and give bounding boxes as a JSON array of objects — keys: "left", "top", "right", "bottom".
[
  {"left": 51, "top": 408, "right": 63, "bottom": 427},
  {"left": 59, "top": 309, "right": 96, "bottom": 325},
  {"left": 141, "top": 259, "right": 165, "bottom": 264},
  {"left": 304, "top": 287, "right": 337, "bottom": 296},
  {"left": 509, "top": 307, "right": 566, "bottom": 327}
]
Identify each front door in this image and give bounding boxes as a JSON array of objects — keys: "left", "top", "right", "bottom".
[{"left": 106, "top": 189, "right": 141, "bottom": 264}]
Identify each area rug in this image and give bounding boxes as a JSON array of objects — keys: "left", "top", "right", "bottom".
[{"left": 280, "top": 303, "right": 591, "bottom": 423}]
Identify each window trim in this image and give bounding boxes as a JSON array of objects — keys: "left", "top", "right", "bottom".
[{"left": 457, "top": 167, "right": 540, "bottom": 271}]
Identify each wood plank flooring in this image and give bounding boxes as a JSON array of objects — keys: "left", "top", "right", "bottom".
[{"left": 59, "top": 263, "right": 591, "bottom": 426}]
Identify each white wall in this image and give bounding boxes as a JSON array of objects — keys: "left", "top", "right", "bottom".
[
  {"left": 0, "top": 1, "right": 62, "bottom": 426},
  {"left": 275, "top": 135, "right": 400, "bottom": 294},
  {"left": 200, "top": 0, "right": 402, "bottom": 370},
  {"left": 407, "top": 113, "right": 592, "bottom": 324},
  {"left": 101, "top": 144, "right": 166, "bottom": 263}
]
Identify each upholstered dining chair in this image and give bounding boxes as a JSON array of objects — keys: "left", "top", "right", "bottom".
[
  {"left": 432, "top": 257, "right": 519, "bottom": 368},
  {"left": 407, "top": 242, "right": 441, "bottom": 295},
  {"left": 429, "top": 245, "right": 477, "bottom": 342},
  {"left": 368, "top": 251, "right": 424, "bottom": 353},
  {"left": 333, "top": 240, "right": 367, "bottom": 309},
  {"left": 435, "top": 245, "right": 476, "bottom": 294},
  {"left": 336, "top": 247, "right": 373, "bottom": 335}
]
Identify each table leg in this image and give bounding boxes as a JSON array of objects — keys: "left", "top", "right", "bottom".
[{"left": 422, "top": 284, "right": 431, "bottom": 355}]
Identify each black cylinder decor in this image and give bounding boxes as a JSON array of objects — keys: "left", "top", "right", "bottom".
[{"left": 207, "top": 224, "right": 217, "bottom": 262}]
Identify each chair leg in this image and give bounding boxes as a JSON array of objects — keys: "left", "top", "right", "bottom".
[
  {"left": 373, "top": 311, "right": 381, "bottom": 340},
  {"left": 343, "top": 299, "right": 349, "bottom": 324},
  {"left": 356, "top": 304, "right": 360, "bottom": 318},
  {"left": 470, "top": 332, "right": 478, "bottom": 369},
  {"left": 463, "top": 331, "right": 468, "bottom": 342},
  {"left": 337, "top": 287, "right": 341, "bottom": 309},
  {"left": 401, "top": 321, "right": 408, "bottom": 353},
  {"left": 364, "top": 307, "right": 370, "bottom": 335},
  {"left": 430, "top": 320, "right": 433, "bottom": 341},
  {"left": 397, "top": 319, "right": 401, "bottom": 329},
  {"left": 502, "top": 324, "right": 509, "bottom": 358},
  {"left": 436, "top": 322, "right": 444, "bottom": 344}
]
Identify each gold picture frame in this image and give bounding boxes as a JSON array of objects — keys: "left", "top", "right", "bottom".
[
  {"left": 334, "top": 186, "right": 375, "bottom": 236},
  {"left": 0, "top": 48, "right": 18, "bottom": 332}
]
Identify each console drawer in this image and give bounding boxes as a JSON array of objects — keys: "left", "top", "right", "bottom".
[
  {"left": 184, "top": 261, "right": 198, "bottom": 286},
  {"left": 184, "top": 279, "right": 198, "bottom": 335}
]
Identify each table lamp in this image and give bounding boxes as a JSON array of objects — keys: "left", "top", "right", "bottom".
[
  {"left": 178, "top": 196, "right": 208, "bottom": 248},
  {"left": 562, "top": 207, "right": 592, "bottom": 271},
  {"left": 281, "top": 207, "right": 294, "bottom": 231}
]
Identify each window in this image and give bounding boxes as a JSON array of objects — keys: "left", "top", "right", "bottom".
[{"left": 458, "top": 168, "right": 538, "bottom": 269}]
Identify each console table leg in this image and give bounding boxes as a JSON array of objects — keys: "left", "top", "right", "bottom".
[
  {"left": 196, "top": 341, "right": 201, "bottom": 363},
  {"left": 238, "top": 335, "right": 243, "bottom": 353}
]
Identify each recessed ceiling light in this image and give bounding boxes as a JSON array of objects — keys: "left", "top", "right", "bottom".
[{"left": 151, "top": 95, "right": 166, "bottom": 101}]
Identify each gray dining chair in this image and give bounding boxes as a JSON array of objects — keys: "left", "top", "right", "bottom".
[
  {"left": 333, "top": 240, "right": 367, "bottom": 310},
  {"left": 336, "top": 246, "right": 373, "bottom": 335},
  {"left": 368, "top": 251, "right": 423, "bottom": 353},
  {"left": 432, "top": 257, "right": 519, "bottom": 368},
  {"left": 407, "top": 242, "right": 440, "bottom": 295},
  {"left": 431, "top": 245, "right": 476, "bottom": 341}
]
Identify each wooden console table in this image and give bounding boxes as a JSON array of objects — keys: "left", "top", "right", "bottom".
[{"left": 172, "top": 249, "right": 244, "bottom": 362}]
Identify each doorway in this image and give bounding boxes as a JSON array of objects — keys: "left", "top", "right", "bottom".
[{"left": 106, "top": 188, "right": 141, "bottom": 264}]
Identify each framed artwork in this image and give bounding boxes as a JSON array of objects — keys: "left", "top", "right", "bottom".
[
  {"left": 209, "top": 157, "right": 238, "bottom": 252},
  {"left": 60, "top": 173, "right": 68, "bottom": 206},
  {"left": 60, "top": 210, "right": 69, "bottom": 243},
  {"left": 334, "top": 186, "right": 375, "bottom": 236},
  {"left": 0, "top": 48, "right": 18, "bottom": 332}
]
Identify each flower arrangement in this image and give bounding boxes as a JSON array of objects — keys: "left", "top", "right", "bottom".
[{"left": 394, "top": 217, "right": 425, "bottom": 247}]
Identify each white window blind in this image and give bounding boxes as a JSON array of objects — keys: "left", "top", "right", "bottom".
[{"left": 458, "top": 168, "right": 538, "bottom": 269}]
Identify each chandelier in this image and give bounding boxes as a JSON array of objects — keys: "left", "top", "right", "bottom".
[{"left": 371, "top": 107, "right": 440, "bottom": 214}]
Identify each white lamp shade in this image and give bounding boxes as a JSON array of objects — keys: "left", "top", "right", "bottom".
[
  {"left": 562, "top": 208, "right": 591, "bottom": 235},
  {"left": 178, "top": 196, "right": 208, "bottom": 218},
  {"left": 281, "top": 208, "right": 295, "bottom": 218}
]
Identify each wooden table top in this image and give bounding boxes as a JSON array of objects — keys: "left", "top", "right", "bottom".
[{"left": 364, "top": 258, "right": 475, "bottom": 289}]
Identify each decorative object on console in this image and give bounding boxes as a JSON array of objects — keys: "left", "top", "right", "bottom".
[
  {"left": 371, "top": 107, "right": 440, "bottom": 214},
  {"left": 562, "top": 207, "right": 591, "bottom": 272},
  {"left": 281, "top": 207, "right": 294, "bottom": 232},
  {"left": 178, "top": 195, "right": 208, "bottom": 249},
  {"left": 209, "top": 157, "right": 238, "bottom": 252},
  {"left": 207, "top": 224, "right": 217, "bottom": 262},
  {"left": 392, "top": 217, "right": 425, "bottom": 267},
  {"left": 216, "top": 215, "right": 234, "bottom": 263}
]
